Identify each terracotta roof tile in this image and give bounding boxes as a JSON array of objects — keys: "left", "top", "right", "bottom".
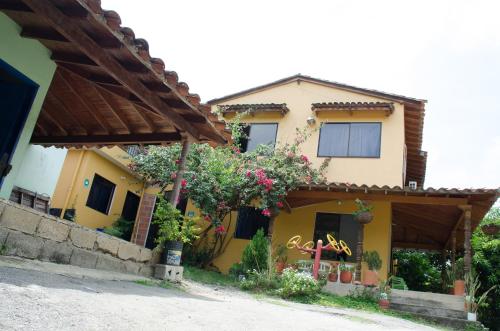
[
  {"left": 312, "top": 102, "right": 394, "bottom": 115},
  {"left": 219, "top": 103, "right": 289, "bottom": 115}
]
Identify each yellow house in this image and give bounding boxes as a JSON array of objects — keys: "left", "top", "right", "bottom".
[{"left": 197, "top": 74, "right": 498, "bottom": 282}]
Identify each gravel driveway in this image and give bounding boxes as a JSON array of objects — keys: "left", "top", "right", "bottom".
[{"left": 0, "top": 258, "right": 438, "bottom": 331}]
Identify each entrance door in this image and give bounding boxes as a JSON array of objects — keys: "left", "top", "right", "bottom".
[
  {"left": 121, "top": 191, "right": 140, "bottom": 241},
  {"left": 0, "top": 59, "right": 39, "bottom": 189}
]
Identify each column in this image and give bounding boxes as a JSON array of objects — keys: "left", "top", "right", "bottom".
[
  {"left": 355, "top": 224, "right": 364, "bottom": 282},
  {"left": 460, "top": 205, "right": 472, "bottom": 274}
]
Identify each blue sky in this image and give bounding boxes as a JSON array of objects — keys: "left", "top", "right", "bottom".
[{"left": 102, "top": 0, "right": 500, "bottom": 190}]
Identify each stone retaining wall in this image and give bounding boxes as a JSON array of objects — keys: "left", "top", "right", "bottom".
[{"left": 0, "top": 199, "right": 154, "bottom": 277}]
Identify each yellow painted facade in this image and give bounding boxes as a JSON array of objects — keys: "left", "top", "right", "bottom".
[{"left": 51, "top": 147, "right": 145, "bottom": 229}]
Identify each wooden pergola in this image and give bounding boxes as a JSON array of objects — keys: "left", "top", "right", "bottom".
[
  {"left": 286, "top": 184, "right": 499, "bottom": 275},
  {"left": 0, "top": 0, "right": 228, "bottom": 147}
]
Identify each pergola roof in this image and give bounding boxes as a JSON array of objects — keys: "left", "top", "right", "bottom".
[
  {"left": 286, "top": 183, "right": 499, "bottom": 251},
  {"left": 219, "top": 103, "right": 289, "bottom": 116},
  {"left": 1, "top": 0, "right": 228, "bottom": 147},
  {"left": 312, "top": 102, "right": 395, "bottom": 116}
]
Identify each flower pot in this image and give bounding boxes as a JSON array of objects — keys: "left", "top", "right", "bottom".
[
  {"left": 328, "top": 272, "right": 338, "bottom": 282},
  {"left": 379, "top": 299, "right": 390, "bottom": 310},
  {"left": 481, "top": 224, "right": 499, "bottom": 235},
  {"left": 275, "top": 262, "right": 286, "bottom": 274},
  {"left": 467, "top": 312, "right": 477, "bottom": 321},
  {"left": 454, "top": 280, "right": 465, "bottom": 296},
  {"left": 354, "top": 212, "right": 373, "bottom": 224},
  {"left": 363, "top": 270, "right": 379, "bottom": 286},
  {"left": 340, "top": 270, "right": 353, "bottom": 283},
  {"left": 162, "top": 240, "right": 183, "bottom": 266}
]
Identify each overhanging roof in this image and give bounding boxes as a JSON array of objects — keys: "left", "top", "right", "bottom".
[
  {"left": 1, "top": 0, "right": 228, "bottom": 147},
  {"left": 208, "top": 74, "right": 427, "bottom": 186}
]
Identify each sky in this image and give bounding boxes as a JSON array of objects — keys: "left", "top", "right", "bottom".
[{"left": 102, "top": 0, "right": 500, "bottom": 190}]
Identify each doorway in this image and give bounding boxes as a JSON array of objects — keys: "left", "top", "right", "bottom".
[
  {"left": 0, "top": 59, "right": 39, "bottom": 189},
  {"left": 121, "top": 191, "right": 141, "bottom": 241}
]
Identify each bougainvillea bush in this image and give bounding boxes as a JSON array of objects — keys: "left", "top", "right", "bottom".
[{"left": 130, "top": 123, "right": 330, "bottom": 264}]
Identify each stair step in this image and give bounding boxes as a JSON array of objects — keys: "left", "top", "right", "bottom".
[
  {"left": 390, "top": 302, "right": 467, "bottom": 319},
  {"left": 390, "top": 296, "right": 464, "bottom": 311},
  {"left": 392, "top": 311, "right": 483, "bottom": 330},
  {"left": 391, "top": 289, "right": 464, "bottom": 305}
]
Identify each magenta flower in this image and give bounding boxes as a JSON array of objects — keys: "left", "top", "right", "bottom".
[
  {"left": 300, "top": 155, "right": 309, "bottom": 163},
  {"left": 181, "top": 179, "right": 187, "bottom": 188},
  {"left": 262, "top": 208, "right": 271, "bottom": 217},
  {"left": 276, "top": 201, "right": 284, "bottom": 208}
]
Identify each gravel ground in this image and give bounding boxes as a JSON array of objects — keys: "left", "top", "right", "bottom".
[{"left": 0, "top": 258, "right": 439, "bottom": 331}]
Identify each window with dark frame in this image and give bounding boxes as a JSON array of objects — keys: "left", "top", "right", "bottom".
[
  {"left": 86, "top": 174, "right": 116, "bottom": 214},
  {"left": 239, "top": 123, "right": 278, "bottom": 153},
  {"left": 234, "top": 207, "right": 270, "bottom": 239},
  {"left": 313, "top": 212, "right": 359, "bottom": 262},
  {"left": 318, "top": 123, "right": 381, "bottom": 157}
]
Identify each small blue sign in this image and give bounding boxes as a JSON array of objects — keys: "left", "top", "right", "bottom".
[
  {"left": 84, "top": 179, "right": 89, "bottom": 188},
  {"left": 187, "top": 211, "right": 195, "bottom": 217}
]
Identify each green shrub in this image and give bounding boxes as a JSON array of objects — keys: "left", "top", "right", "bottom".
[
  {"left": 241, "top": 229, "right": 269, "bottom": 273},
  {"left": 103, "top": 217, "right": 135, "bottom": 240},
  {"left": 363, "top": 251, "right": 382, "bottom": 271},
  {"left": 182, "top": 245, "right": 212, "bottom": 267},
  {"left": 240, "top": 269, "right": 281, "bottom": 292},
  {"left": 229, "top": 262, "right": 245, "bottom": 278},
  {"left": 277, "top": 268, "right": 321, "bottom": 299}
]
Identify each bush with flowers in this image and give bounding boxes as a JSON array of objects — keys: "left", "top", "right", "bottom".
[
  {"left": 130, "top": 118, "right": 330, "bottom": 265},
  {"left": 277, "top": 268, "right": 321, "bottom": 299}
]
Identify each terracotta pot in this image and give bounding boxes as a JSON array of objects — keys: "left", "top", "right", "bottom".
[
  {"left": 340, "top": 270, "right": 353, "bottom": 284},
  {"left": 328, "top": 272, "right": 338, "bottom": 282},
  {"left": 454, "top": 280, "right": 465, "bottom": 296},
  {"left": 379, "top": 299, "right": 390, "bottom": 309},
  {"left": 481, "top": 224, "right": 499, "bottom": 235},
  {"left": 355, "top": 212, "right": 373, "bottom": 224},
  {"left": 363, "top": 270, "right": 379, "bottom": 286},
  {"left": 275, "top": 262, "right": 286, "bottom": 274}
]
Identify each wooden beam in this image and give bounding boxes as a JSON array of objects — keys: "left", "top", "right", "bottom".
[
  {"left": 287, "top": 190, "right": 468, "bottom": 206},
  {"left": 21, "top": 27, "right": 68, "bottom": 42},
  {"left": 445, "top": 212, "right": 465, "bottom": 249},
  {"left": 392, "top": 241, "right": 441, "bottom": 250},
  {"left": 31, "top": 132, "right": 182, "bottom": 145},
  {"left": 180, "top": 113, "right": 207, "bottom": 123},
  {"left": 130, "top": 104, "right": 156, "bottom": 132},
  {"left": 51, "top": 52, "right": 96, "bottom": 66},
  {"left": 39, "top": 109, "right": 68, "bottom": 136},
  {"left": 94, "top": 87, "right": 132, "bottom": 134},
  {"left": 21, "top": 0, "right": 205, "bottom": 141},
  {"left": 46, "top": 93, "right": 88, "bottom": 135},
  {"left": 1, "top": 3, "right": 88, "bottom": 18},
  {"left": 282, "top": 199, "right": 292, "bottom": 214},
  {"left": 34, "top": 122, "right": 48, "bottom": 136},
  {"left": 394, "top": 222, "right": 445, "bottom": 244}
]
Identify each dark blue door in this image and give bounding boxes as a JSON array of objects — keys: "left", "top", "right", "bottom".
[{"left": 0, "top": 59, "right": 39, "bottom": 189}]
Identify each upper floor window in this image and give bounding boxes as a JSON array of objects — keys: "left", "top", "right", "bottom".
[
  {"left": 240, "top": 123, "right": 278, "bottom": 153},
  {"left": 318, "top": 123, "right": 381, "bottom": 158}
]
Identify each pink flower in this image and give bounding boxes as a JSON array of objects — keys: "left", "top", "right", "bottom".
[
  {"left": 175, "top": 159, "right": 181, "bottom": 165},
  {"left": 300, "top": 155, "right": 309, "bottom": 163},
  {"left": 262, "top": 208, "right": 271, "bottom": 217},
  {"left": 276, "top": 201, "right": 284, "bottom": 208},
  {"left": 181, "top": 179, "right": 187, "bottom": 188},
  {"left": 287, "top": 152, "right": 295, "bottom": 158},
  {"left": 204, "top": 215, "right": 211, "bottom": 222},
  {"left": 305, "top": 175, "right": 312, "bottom": 183},
  {"left": 215, "top": 225, "right": 226, "bottom": 234},
  {"left": 246, "top": 170, "right": 252, "bottom": 177},
  {"left": 263, "top": 178, "right": 273, "bottom": 191},
  {"left": 170, "top": 172, "right": 177, "bottom": 179}
]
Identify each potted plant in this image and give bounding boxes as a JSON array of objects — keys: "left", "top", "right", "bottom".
[
  {"left": 480, "top": 208, "right": 500, "bottom": 235},
  {"left": 328, "top": 261, "right": 339, "bottom": 282},
  {"left": 378, "top": 277, "right": 392, "bottom": 309},
  {"left": 453, "top": 258, "right": 465, "bottom": 296},
  {"left": 362, "top": 250, "right": 382, "bottom": 286},
  {"left": 339, "top": 260, "right": 353, "bottom": 284},
  {"left": 274, "top": 244, "right": 288, "bottom": 274},
  {"left": 153, "top": 196, "right": 200, "bottom": 266},
  {"left": 465, "top": 272, "right": 497, "bottom": 321},
  {"left": 353, "top": 199, "right": 373, "bottom": 224}
]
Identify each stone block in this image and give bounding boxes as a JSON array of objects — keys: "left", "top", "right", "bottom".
[
  {"left": 0, "top": 226, "right": 11, "bottom": 246},
  {"left": 95, "top": 235, "right": 120, "bottom": 256},
  {"left": 123, "top": 260, "right": 140, "bottom": 274},
  {"left": 69, "top": 227, "right": 97, "bottom": 250},
  {"left": 36, "top": 217, "right": 70, "bottom": 242},
  {"left": 70, "top": 248, "right": 98, "bottom": 269},
  {"left": 5, "top": 231, "right": 44, "bottom": 259},
  {"left": 137, "top": 248, "right": 153, "bottom": 262},
  {"left": 39, "top": 240, "right": 73, "bottom": 264},
  {"left": 154, "top": 264, "right": 183, "bottom": 282},
  {"left": 117, "top": 242, "right": 141, "bottom": 261},
  {"left": 139, "top": 265, "right": 154, "bottom": 278},
  {"left": 0, "top": 204, "right": 42, "bottom": 234},
  {"left": 95, "top": 254, "right": 126, "bottom": 273}
]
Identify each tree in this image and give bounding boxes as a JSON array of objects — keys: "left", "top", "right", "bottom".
[{"left": 130, "top": 123, "right": 330, "bottom": 264}]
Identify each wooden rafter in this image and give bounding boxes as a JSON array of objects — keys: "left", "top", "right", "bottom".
[
  {"left": 39, "top": 108, "right": 68, "bottom": 136},
  {"left": 130, "top": 103, "right": 155, "bottom": 132},
  {"left": 46, "top": 91, "right": 88, "bottom": 135},
  {"left": 94, "top": 86, "right": 132, "bottom": 134},
  {"left": 31, "top": 132, "right": 182, "bottom": 145},
  {"left": 20, "top": 0, "right": 202, "bottom": 140}
]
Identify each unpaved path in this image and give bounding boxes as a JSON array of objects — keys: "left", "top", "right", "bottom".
[{"left": 0, "top": 258, "right": 438, "bottom": 331}]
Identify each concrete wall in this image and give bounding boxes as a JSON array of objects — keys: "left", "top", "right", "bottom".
[
  {"left": 51, "top": 149, "right": 145, "bottom": 229},
  {"left": 0, "top": 199, "right": 153, "bottom": 276},
  {"left": 0, "top": 13, "right": 57, "bottom": 199},
  {"left": 212, "top": 80, "right": 406, "bottom": 187},
  {"left": 13, "top": 145, "right": 67, "bottom": 197}
]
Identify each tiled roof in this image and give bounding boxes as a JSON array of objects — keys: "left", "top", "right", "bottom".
[
  {"left": 312, "top": 102, "right": 395, "bottom": 115},
  {"left": 219, "top": 103, "right": 289, "bottom": 115}
]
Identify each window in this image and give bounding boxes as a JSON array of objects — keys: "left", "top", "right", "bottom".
[
  {"left": 125, "top": 145, "right": 140, "bottom": 157},
  {"left": 86, "top": 174, "right": 116, "bottom": 214},
  {"left": 240, "top": 123, "right": 278, "bottom": 152},
  {"left": 234, "top": 207, "right": 270, "bottom": 239},
  {"left": 313, "top": 213, "right": 359, "bottom": 262},
  {"left": 318, "top": 123, "right": 381, "bottom": 157}
]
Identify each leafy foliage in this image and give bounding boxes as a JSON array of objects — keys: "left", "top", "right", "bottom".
[
  {"left": 103, "top": 217, "right": 134, "bottom": 240},
  {"left": 363, "top": 251, "right": 382, "bottom": 271},
  {"left": 241, "top": 229, "right": 269, "bottom": 273},
  {"left": 277, "top": 268, "right": 321, "bottom": 299},
  {"left": 392, "top": 250, "right": 442, "bottom": 293},
  {"left": 153, "top": 196, "right": 200, "bottom": 245}
]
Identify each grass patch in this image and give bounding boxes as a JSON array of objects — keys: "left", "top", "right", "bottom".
[
  {"left": 134, "top": 279, "right": 181, "bottom": 290},
  {"left": 183, "top": 265, "right": 238, "bottom": 287}
]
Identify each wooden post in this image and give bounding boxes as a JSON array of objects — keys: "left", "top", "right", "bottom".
[
  {"left": 451, "top": 231, "right": 456, "bottom": 273},
  {"left": 459, "top": 205, "right": 472, "bottom": 275},
  {"left": 169, "top": 139, "right": 191, "bottom": 206},
  {"left": 441, "top": 249, "right": 447, "bottom": 291},
  {"left": 355, "top": 224, "right": 364, "bottom": 282}
]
